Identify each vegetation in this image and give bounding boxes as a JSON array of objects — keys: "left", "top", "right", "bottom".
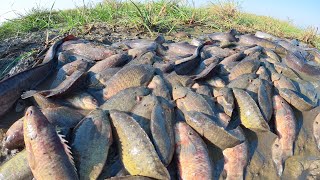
[{"left": 0, "top": 0, "right": 319, "bottom": 48}]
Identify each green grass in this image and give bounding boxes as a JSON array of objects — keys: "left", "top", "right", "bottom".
[{"left": 0, "top": 0, "right": 319, "bottom": 48}]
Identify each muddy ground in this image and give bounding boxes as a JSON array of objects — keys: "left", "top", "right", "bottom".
[{"left": 0, "top": 23, "right": 320, "bottom": 179}]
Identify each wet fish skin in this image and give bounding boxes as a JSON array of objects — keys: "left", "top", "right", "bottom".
[
  {"left": 263, "top": 48, "right": 281, "bottom": 63},
  {"left": 87, "top": 67, "right": 121, "bottom": 89},
  {"left": 219, "top": 52, "right": 246, "bottom": 66},
  {"left": 272, "top": 138, "right": 284, "bottom": 176},
  {"left": 272, "top": 73, "right": 298, "bottom": 92},
  {"left": 273, "top": 95, "right": 296, "bottom": 156},
  {"left": 243, "top": 45, "right": 263, "bottom": 55},
  {"left": 258, "top": 80, "right": 273, "bottom": 122},
  {"left": 126, "top": 51, "right": 160, "bottom": 66},
  {"left": 109, "top": 110, "right": 170, "bottom": 179},
  {"left": 278, "top": 88, "right": 315, "bottom": 111},
  {"left": 3, "top": 117, "right": 24, "bottom": 150},
  {"left": 165, "top": 72, "right": 195, "bottom": 89},
  {"left": 205, "top": 76, "right": 226, "bottom": 87},
  {"left": 88, "top": 53, "right": 130, "bottom": 74},
  {"left": 175, "top": 122, "right": 212, "bottom": 180},
  {"left": 130, "top": 95, "right": 158, "bottom": 136},
  {"left": 273, "top": 62, "right": 301, "bottom": 80},
  {"left": 227, "top": 73, "right": 258, "bottom": 89},
  {"left": 313, "top": 113, "right": 320, "bottom": 150},
  {"left": 223, "top": 142, "right": 248, "bottom": 180},
  {"left": 233, "top": 88, "right": 270, "bottom": 132},
  {"left": 23, "top": 106, "right": 79, "bottom": 180},
  {"left": 214, "top": 87, "right": 234, "bottom": 117},
  {"left": 147, "top": 75, "right": 171, "bottom": 100},
  {"left": 256, "top": 66, "right": 271, "bottom": 81},
  {"left": 100, "top": 87, "right": 150, "bottom": 112},
  {"left": 150, "top": 100, "right": 175, "bottom": 166},
  {"left": 0, "top": 36, "right": 71, "bottom": 117},
  {"left": 229, "top": 58, "right": 260, "bottom": 80},
  {"left": 71, "top": 109, "right": 112, "bottom": 180},
  {"left": 246, "top": 78, "right": 262, "bottom": 102},
  {"left": 0, "top": 150, "right": 33, "bottom": 180},
  {"left": 64, "top": 91, "right": 99, "bottom": 110},
  {"left": 184, "top": 111, "right": 243, "bottom": 150},
  {"left": 103, "top": 64, "right": 155, "bottom": 100},
  {"left": 172, "top": 86, "right": 214, "bottom": 116}
]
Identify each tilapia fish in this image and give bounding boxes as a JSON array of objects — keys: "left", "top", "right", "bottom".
[
  {"left": 23, "top": 106, "right": 78, "bottom": 180},
  {"left": 0, "top": 35, "right": 74, "bottom": 117},
  {"left": 109, "top": 110, "right": 170, "bottom": 179},
  {"left": 175, "top": 122, "right": 212, "bottom": 180}
]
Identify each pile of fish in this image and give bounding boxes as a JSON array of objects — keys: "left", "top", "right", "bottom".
[{"left": 0, "top": 29, "right": 320, "bottom": 180}]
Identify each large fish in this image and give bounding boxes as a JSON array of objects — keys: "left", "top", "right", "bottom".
[
  {"left": 109, "top": 110, "right": 170, "bottom": 179},
  {"left": 23, "top": 106, "right": 78, "bottom": 179},
  {"left": 0, "top": 35, "right": 74, "bottom": 117},
  {"left": 175, "top": 122, "right": 212, "bottom": 180}
]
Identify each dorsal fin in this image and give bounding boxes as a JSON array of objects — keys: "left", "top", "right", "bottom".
[
  {"left": 21, "top": 90, "right": 37, "bottom": 99},
  {"left": 56, "top": 129, "right": 77, "bottom": 172}
]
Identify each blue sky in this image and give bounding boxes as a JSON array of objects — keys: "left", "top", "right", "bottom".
[{"left": 0, "top": 0, "right": 319, "bottom": 32}]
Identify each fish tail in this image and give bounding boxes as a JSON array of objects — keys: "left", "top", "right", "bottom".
[{"left": 21, "top": 90, "right": 37, "bottom": 99}]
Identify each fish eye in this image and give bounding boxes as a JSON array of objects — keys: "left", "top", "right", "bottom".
[
  {"left": 188, "top": 131, "right": 193, "bottom": 135},
  {"left": 275, "top": 144, "right": 279, "bottom": 148},
  {"left": 316, "top": 121, "right": 319, "bottom": 125}
]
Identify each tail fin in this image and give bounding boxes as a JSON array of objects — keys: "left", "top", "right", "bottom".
[{"left": 21, "top": 90, "right": 37, "bottom": 99}]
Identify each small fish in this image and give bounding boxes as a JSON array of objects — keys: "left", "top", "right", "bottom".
[
  {"left": 103, "top": 64, "right": 155, "bottom": 100},
  {"left": 100, "top": 87, "right": 150, "bottom": 112},
  {"left": 229, "top": 58, "right": 260, "bottom": 81},
  {"left": 273, "top": 62, "right": 301, "bottom": 80},
  {"left": 147, "top": 75, "right": 171, "bottom": 100},
  {"left": 88, "top": 53, "right": 130, "bottom": 73},
  {"left": 227, "top": 74, "right": 258, "bottom": 89},
  {"left": 214, "top": 87, "right": 234, "bottom": 117},
  {"left": 219, "top": 52, "right": 246, "bottom": 66},
  {"left": 243, "top": 45, "right": 263, "bottom": 55},
  {"left": 223, "top": 142, "right": 248, "bottom": 180},
  {"left": 0, "top": 150, "right": 33, "bottom": 180},
  {"left": 278, "top": 88, "right": 315, "bottom": 111},
  {"left": 184, "top": 111, "right": 243, "bottom": 150},
  {"left": 126, "top": 51, "right": 160, "bottom": 66},
  {"left": 3, "top": 117, "right": 24, "bottom": 150},
  {"left": 313, "top": 113, "right": 320, "bottom": 150},
  {"left": 258, "top": 80, "right": 273, "bottom": 122},
  {"left": 175, "top": 122, "right": 212, "bottom": 180},
  {"left": 64, "top": 91, "right": 99, "bottom": 109},
  {"left": 150, "top": 100, "right": 175, "bottom": 166},
  {"left": 256, "top": 66, "right": 271, "bottom": 81},
  {"left": 23, "top": 106, "right": 78, "bottom": 179},
  {"left": 87, "top": 67, "right": 121, "bottom": 89},
  {"left": 109, "top": 110, "right": 170, "bottom": 179},
  {"left": 263, "top": 48, "right": 281, "bottom": 63},
  {"left": 233, "top": 88, "right": 270, "bottom": 132},
  {"left": 71, "top": 109, "right": 112, "bottom": 180}
]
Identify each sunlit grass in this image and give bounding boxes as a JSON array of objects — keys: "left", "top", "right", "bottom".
[{"left": 0, "top": 0, "right": 319, "bottom": 48}]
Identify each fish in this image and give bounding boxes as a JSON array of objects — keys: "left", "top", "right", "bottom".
[
  {"left": 222, "top": 142, "right": 248, "bottom": 180},
  {"left": 147, "top": 75, "right": 171, "bottom": 100},
  {"left": 206, "top": 30, "right": 238, "bottom": 42},
  {"left": 150, "top": 100, "right": 175, "bottom": 166},
  {"left": 3, "top": 117, "right": 24, "bottom": 150},
  {"left": 172, "top": 86, "right": 214, "bottom": 116},
  {"left": 191, "top": 60, "right": 219, "bottom": 80},
  {"left": 258, "top": 80, "right": 273, "bottom": 122},
  {"left": 126, "top": 51, "right": 160, "bottom": 66},
  {"left": 109, "top": 110, "right": 170, "bottom": 179},
  {"left": 263, "top": 48, "right": 281, "bottom": 63},
  {"left": 273, "top": 62, "right": 301, "bottom": 80},
  {"left": 214, "top": 87, "right": 235, "bottom": 117},
  {"left": 71, "top": 109, "right": 112, "bottom": 180},
  {"left": 88, "top": 53, "right": 130, "bottom": 73},
  {"left": 219, "top": 52, "right": 246, "bottom": 66},
  {"left": 60, "top": 39, "right": 116, "bottom": 60},
  {"left": 272, "top": 73, "right": 298, "bottom": 92},
  {"left": 174, "top": 122, "right": 212, "bottom": 180},
  {"left": 0, "top": 35, "right": 73, "bottom": 117},
  {"left": 313, "top": 113, "right": 320, "bottom": 150},
  {"left": 130, "top": 95, "right": 158, "bottom": 135},
  {"left": 0, "top": 150, "right": 33, "bottom": 180},
  {"left": 246, "top": 78, "right": 262, "bottom": 102},
  {"left": 23, "top": 106, "right": 78, "bottom": 179},
  {"left": 87, "top": 67, "right": 121, "bottom": 89},
  {"left": 106, "top": 175, "right": 153, "bottom": 180},
  {"left": 278, "top": 88, "right": 315, "bottom": 111},
  {"left": 229, "top": 58, "right": 260, "bottom": 80},
  {"left": 102, "top": 64, "right": 155, "bottom": 100},
  {"left": 165, "top": 72, "right": 195, "bottom": 88},
  {"left": 57, "top": 50, "right": 94, "bottom": 68},
  {"left": 272, "top": 95, "right": 297, "bottom": 176},
  {"left": 256, "top": 66, "right": 271, "bottom": 81},
  {"left": 243, "top": 45, "right": 263, "bottom": 55},
  {"left": 232, "top": 88, "right": 270, "bottom": 131},
  {"left": 228, "top": 73, "right": 258, "bottom": 89},
  {"left": 22, "top": 69, "right": 87, "bottom": 99},
  {"left": 205, "top": 76, "right": 226, "bottom": 87},
  {"left": 184, "top": 111, "right": 243, "bottom": 150},
  {"left": 64, "top": 91, "right": 99, "bottom": 110},
  {"left": 100, "top": 87, "right": 150, "bottom": 112}
]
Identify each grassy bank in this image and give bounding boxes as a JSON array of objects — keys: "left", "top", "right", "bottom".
[{"left": 0, "top": 0, "right": 319, "bottom": 48}]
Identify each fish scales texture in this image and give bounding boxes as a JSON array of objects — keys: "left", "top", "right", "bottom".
[
  {"left": 233, "top": 88, "right": 270, "bottom": 131},
  {"left": 109, "top": 110, "right": 170, "bottom": 179},
  {"left": 0, "top": 150, "right": 33, "bottom": 180},
  {"left": 103, "top": 64, "right": 155, "bottom": 99},
  {"left": 71, "top": 109, "right": 112, "bottom": 180},
  {"left": 175, "top": 122, "right": 212, "bottom": 180},
  {"left": 23, "top": 106, "right": 79, "bottom": 180}
]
